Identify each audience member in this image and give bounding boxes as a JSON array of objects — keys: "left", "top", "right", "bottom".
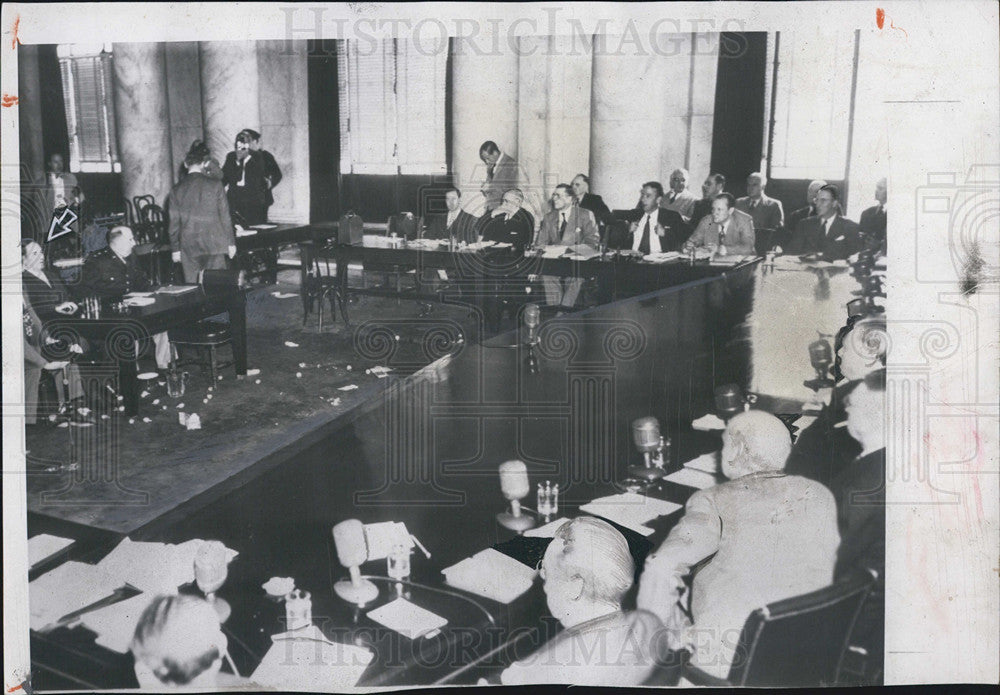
[
  {"left": 691, "top": 174, "right": 726, "bottom": 229},
  {"left": 222, "top": 131, "right": 269, "bottom": 226},
  {"left": 425, "top": 187, "right": 480, "bottom": 245},
  {"left": 167, "top": 140, "right": 236, "bottom": 282},
  {"left": 736, "top": 172, "right": 784, "bottom": 239},
  {"left": 662, "top": 168, "right": 697, "bottom": 221},
  {"left": 536, "top": 184, "right": 600, "bottom": 310},
  {"left": 787, "top": 184, "right": 861, "bottom": 260},
  {"left": 22, "top": 298, "right": 89, "bottom": 425},
  {"left": 40, "top": 152, "right": 84, "bottom": 215},
  {"left": 858, "top": 177, "right": 887, "bottom": 255},
  {"left": 637, "top": 411, "right": 839, "bottom": 679},
  {"left": 683, "top": 193, "right": 755, "bottom": 256},
  {"left": 500, "top": 517, "right": 661, "bottom": 686},
  {"left": 616, "top": 182, "right": 688, "bottom": 253},
  {"left": 479, "top": 141, "right": 519, "bottom": 212}
]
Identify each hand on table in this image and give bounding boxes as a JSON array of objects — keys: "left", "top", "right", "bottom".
[{"left": 228, "top": 245, "right": 237, "bottom": 259}]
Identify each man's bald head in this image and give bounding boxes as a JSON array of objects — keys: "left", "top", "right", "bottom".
[{"left": 721, "top": 410, "right": 792, "bottom": 479}]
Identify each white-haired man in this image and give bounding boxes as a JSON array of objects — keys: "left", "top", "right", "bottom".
[
  {"left": 500, "top": 517, "right": 662, "bottom": 686},
  {"left": 637, "top": 411, "right": 839, "bottom": 679},
  {"left": 662, "top": 168, "right": 697, "bottom": 221}
]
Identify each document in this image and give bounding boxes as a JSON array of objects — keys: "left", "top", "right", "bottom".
[
  {"left": 523, "top": 518, "right": 571, "bottom": 538},
  {"left": 252, "top": 625, "right": 374, "bottom": 691},
  {"left": 682, "top": 451, "right": 720, "bottom": 475},
  {"left": 79, "top": 593, "right": 155, "bottom": 654},
  {"left": 442, "top": 548, "right": 537, "bottom": 604},
  {"left": 27, "top": 534, "right": 74, "bottom": 568},
  {"left": 366, "top": 598, "right": 448, "bottom": 640},
  {"left": 579, "top": 493, "right": 682, "bottom": 536},
  {"left": 663, "top": 467, "right": 718, "bottom": 490},
  {"left": 29, "top": 561, "right": 120, "bottom": 631}
]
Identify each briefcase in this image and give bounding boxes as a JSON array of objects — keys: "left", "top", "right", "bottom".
[{"left": 339, "top": 213, "right": 364, "bottom": 246}]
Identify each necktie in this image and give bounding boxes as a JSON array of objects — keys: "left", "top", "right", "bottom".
[
  {"left": 487, "top": 165, "right": 495, "bottom": 182},
  {"left": 559, "top": 213, "right": 567, "bottom": 241},
  {"left": 751, "top": 199, "right": 758, "bottom": 209},
  {"left": 639, "top": 215, "right": 651, "bottom": 255}
]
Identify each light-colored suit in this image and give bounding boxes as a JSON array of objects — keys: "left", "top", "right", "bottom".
[
  {"left": 685, "top": 208, "right": 756, "bottom": 256},
  {"left": 661, "top": 189, "right": 697, "bottom": 221},
  {"left": 639, "top": 472, "right": 839, "bottom": 678},
  {"left": 537, "top": 205, "right": 599, "bottom": 307},
  {"left": 481, "top": 153, "right": 520, "bottom": 212}
]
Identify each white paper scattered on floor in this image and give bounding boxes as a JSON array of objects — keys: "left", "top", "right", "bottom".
[
  {"left": 271, "top": 292, "right": 298, "bottom": 299},
  {"left": 28, "top": 534, "right": 74, "bottom": 568},
  {"left": 29, "top": 561, "right": 120, "bottom": 631},
  {"left": 338, "top": 384, "right": 358, "bottom": 391},
  {"left": 579, "top": 493, "right": 681, "bottom": 536},
  {"left": 663, "top": 467, "right": 718, "bottom": 490},
  {"left": 284, "top": 341, "right": 300, "bottom": 348},
  {"left": 367, "top": 598, "right": 448, "bottom": 640},
  {"left": 252, "top": 625, "right": 373, "bottom": 691},
  {"left": 442, "top": 548, "right": 537, "bottom": 604}
]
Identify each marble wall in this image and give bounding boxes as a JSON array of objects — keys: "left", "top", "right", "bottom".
[{"left": 164, "top": 42, "right": 204, "bottom": 177}]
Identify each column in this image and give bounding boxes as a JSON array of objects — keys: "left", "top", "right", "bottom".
[
  {"left": 199, "top": 41, "right": 261, "bottom": 166},
  {"left": 18, "top": 45, "right": 45, "bottom": 182},
  {"left": 112, "top": 43, "right": 175, "bottom": 207},
  {"left": 516, "top": 36, "right": 550, "bottom": 223},
  {"left": 164, "top": 42, "right": 204, "bottom": 177}
]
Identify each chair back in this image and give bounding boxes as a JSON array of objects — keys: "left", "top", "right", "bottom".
[
  {"left": 388, "top": 213, "right": 422, "bottom": 240},
  {"left": 338, "top": 213, "right": 364, "bottom": 246},
  {"left": 722, "top": 568, "right": 877, "bottom": 687},
  {"left": 133, "top": 195, "right": 156, "bottom": 222}
]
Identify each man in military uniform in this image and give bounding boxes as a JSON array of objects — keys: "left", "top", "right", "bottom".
[{"left": 80, "top": 226, "right": 173, "bottom": 370}]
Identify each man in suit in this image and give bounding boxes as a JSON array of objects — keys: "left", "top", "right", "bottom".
[
  {"left": 40, "top": 152, "right": 84, "bottom": 216},
  {"left": 684, "top": 193, "right": 756, "bottom": 256},
  {"left": 425, "top": 187, "right": 480, "bottom": 245},
  {"left": 571, "top": 174, "right": 613, "bottom": 228},
  {"left": 736, "top": 172, "right": 784, "bottom": 248},
  {"left": 661, "top": 168, "right": 697, "bottom": 221},
  {"left": 23, "top": 298, "right": 90, "bottom": 425},
  {"left": 858, "top": 177, "right": 887, "bottom": 254},
  {"left": 479, "top": 189, "right": 534, "bottom": 253},
  {"left": 167, "top": 140, "right": 237, "bottom": 282},
  {"left": 479, "top": 141, "right": 519, "bottom": 213},
  {"left": 536, "top": 184, "right": 600, "bottom": 309},
  {"left": 637, "top": 411, "right": 839, "bottom": 679},
  {"left": 789, "top": 184, "right": 862, "bottom": 260},
  {"left": 222, "top": 131, "right": 269, "bottom": 226},
  {"left": 21, "top": 240, "right": 78, "bottom": 323},
  {"left": 477, "top": 189, "right": 535, "bottom": 335},
  {"left": 691, "top": 173, "right": 726, "bottom": 230},
  {"left": 80, "top": 226, "right": 173, "bottom": 370},
  {"left": 242, "top": 129, "right": 283, "bottom": 218},
  {"left": 782, "top": 179, "right": 827, "bottom": 250},
  {"left": 615, "top": 181, "right": 688, "bottom": 253}
]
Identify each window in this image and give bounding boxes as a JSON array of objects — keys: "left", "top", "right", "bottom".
[
  {"left": 337, "top": 39, "right": 447, "bottom": 176},
  {"left": 769, "top": 30, "right": 858, "bottom": 180},
  {"left": 57, "top": 43, "right": 120, "bottom": 173}
]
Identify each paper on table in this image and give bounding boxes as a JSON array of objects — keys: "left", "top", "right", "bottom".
[
  {"left": 250, "top": 224, "right": 278, "bottom": 230},
  {"left": 30, "top": 561, "right": 121, "bottom": 631},
  {"left": 155, "top": 285, "right": 199, "bottom": 295},
  {"left": 252, "top": 624, "right": 374, "bottom": 691},
  {"left": 363, "top": 521, "right": 413, "bottom": 561},
  {"left": 271, "top": 291, "right": 298, "bottom": 299},
  {"left": 663, "top": 467, "right": 718, "bottom": 491},
  {"left": 642, "top": 251, "right": 682, "bottom": 263},
  {"left": 28, "top": 534, "right": 74, "bottom": 567},
  {"left": 579, "top": 493, "right": 681, "bottom": 536},
  {"left": 442, "top": 548, "right": 537, "bottom": 604},
  {"left": 80, "top": 593, "right": 155, "bottom": 653},
  {"left": 567, "top": 244, "right": 600, "bottom": 259},
  {"left": 236, "top": 228, "right": 258, "bottom": 237},
  {"left": 367, "top": 598, "right": 448, "bottom": 640},
  {"left": 683, "top": 451, "right": 720, "bottom": 475},
  {"left": 97, "top": 538, "right": 238, "bottom": 594},
  {"left": 523, "top": 518, "right": 571, "bottom": 538},
  {"left": 691, "top": 413, "right": 726, "bottom": 431},
  {"left": 540, "top": 245, "right": 569, "bottom": 258},
  {"left": 466, "top": 240, "right": 496, "bottom": 250}
]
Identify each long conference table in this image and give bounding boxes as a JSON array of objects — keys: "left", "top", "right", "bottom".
[{"left": 28, "top": 258, "right": 865, "bottom": 689}]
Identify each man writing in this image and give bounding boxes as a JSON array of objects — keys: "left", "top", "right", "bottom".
[
  {"left": 683, "top": 193, "right": 756, "bottom": 257},
  {"left": 535, "top": 184, "right": 600, "bottom": 310}
]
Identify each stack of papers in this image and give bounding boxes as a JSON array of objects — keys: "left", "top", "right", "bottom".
[
  {"left": 579, "top": 493, "right": 681, "bottom": 536},
  {"left": 78, "top": 593, "right": 155, "bottom": 653},
  {"left": 663, "top": 467, "right": 718, "bottom": 490},
  {"left": 540, "top": 245, "right": 568, "bottom": 258},
  {"left": 97, "top": 538, "right": 238, "bottom": 594},
  {"left": 523, "top": 518, "right": 570, "bottom": 538},
  {"left": 252, "top": 625, "right": 374, "bottom": 691},
  {"left": 683, "top": 452, "right": 720, "bottom": 475},
  {"left": 367, "top": 598, "right": 448, "bottom": 640},
  {"left": 28, "top": 534, "right": 74, "bottom": 568},
  {"left": 30, "top": 561, "right": 120, "bottom": 631},
  {"left": 642, "top": 251, "right": 682, "bottom": 263},
  {"left": 709, "top": 255, "right": 753, "bottom": 266},
  {"left": 442, "top": 548, "right": 537, "bottom": 604},
  {"left": 465, "top": 240, "right": 496, "bottom": 251}
]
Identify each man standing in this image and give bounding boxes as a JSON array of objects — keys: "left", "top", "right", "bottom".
[
  {"left": 479, "top": 141, "right": 519, "bottom": 213},
  {"left": 789, "top": 184, "right": 862, "bottom": 260},
  {"left": 222, "top": 131, "right": 268, "bottom": 226},
  {"left": 783, "top": 179, "right": 827, "bottom": 250},
  {"left": 637, "top": 411, "right": 839, "bottom": 679},
  {"left": 736, "top": 172, "right": 784, "bottom": 234},
  {"left": 684, "top": 193, "right": 756, "bottom": 256},
  {"left": 167, "top": 141, "right": 237, "bottom": 282},
  {"left": 40, "top": 152, "right": 83, "bottom": 216},
  {"left": 241, "top": 129, "right": 283, "bottom": 220},
  {"left": 571, "top": 174, "right": 613, "bottom": 228},
  {"left": 662, "top": 168, "right": 697, "bottom": 221},
  {"left": 616, "top": 182, "right": 688, "bottom": 253},
  {"left": 691, "top": 173, "right": 726, "bottom": 229},
  {"left": 425, "top": 187, "right": 479, "bottom": 245},
  {"left": 858, "top": 178, "right": 887, "bottom": 254},
  {"left": 536, "top": 184, "right": 600, "bottom": 309}
]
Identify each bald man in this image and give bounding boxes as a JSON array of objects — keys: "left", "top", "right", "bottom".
[
  {"left": 662, "top": 168, "right": 697, "bottom": 221},
  {"left": 637, "top": 411, "right": 839, "bottom": 679}
]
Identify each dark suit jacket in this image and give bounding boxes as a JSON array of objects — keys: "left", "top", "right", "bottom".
[
  {"left": 222, "top": 152, "right": 268, "bottom": 225},
  {"left": 479, "top": 208, "right": 534, "bottom": 254},
  {"left": 782, "top": 204, "right": 816, "bottom": 249},
  {"left": 690, "top": 198, "right": 713, "bottom": 230},
  {"left": 736, "top": 194, "right": 784, "bottom": 232},
  {"left": 22, "top": 270, "right": 74, "bottom": 323},
  {"left": 785, "top": 381, "right": 863, "bottom": 486},
  {"left": 259, "top": 149, "right": 283, "bottom": 207},
  {"left": 613, "top": 207, "right": 688, "bottom": 252},
  {"left": 859, "top": 204, "right": 887, "bottom": 254},
  {"left": 425, "top": 209, "right": 480, "bottom": 245},
  {"left": 80, "top": 247, "right": 152, "bottom": 298},
  {"left": 167, "top": 172, "right": 235, "bottom": 257},
  {"left": 791, "top": 215, "right": 862, "bottom": 260},
  {"left": 578, "top": 192, "right": 612, "bottom": 227}
]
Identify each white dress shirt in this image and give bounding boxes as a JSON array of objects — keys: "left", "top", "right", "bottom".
[
  {"left": 50, "top": 173, "right": 66, "bottom": 209},
  {"left": 632, "top": 210, "right": 662, "bottom": 254}
]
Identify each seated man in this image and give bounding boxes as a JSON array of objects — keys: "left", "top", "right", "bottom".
[
  {"left": 500, "top": 517, "right": 662, "bottom": 686},
  {"left": 479, "top": 188, "right": 534, "bottom": 253},
  {"left": 131, "top": 594, "right": 245, "bottom": 688},
  {"left": 787, "top": 184, "right": 861, "bottom": 260},
  {"left": 23, "top": 298, "right": 90, "bottom": 425},
  {"left": 691, "top": 173, "right": 726, "bottom": 230},
  {"left": 615, "top": 181, "right": 688, "bottom": 253},
  {"left": 858, "top": 177, "right": 887, "bottom": 255},
  {"left": 637, "top": 411, "right": 839, "bottom": 679},
  {"left": 662, "top": 168, "right": 697, "bottom": 222},
  {"left": 535, "top": 183, "right": 600, "bottom": 310},
  {"left": 22, "top": 240, "right": 79, "bottom": 323},
  {"left": 735, "top": 172, "right": 784, "bottom": 251},
  {"left": 80, "top": 226, "right": 173, "bottom": 371},
  {"left": 571, "top": 173, "right": 613, "bottom": 229},
  {"left": 683, "top": 193, "right": 755, "bottom": 257},
  {"left": 425, "top": 187, "right": 480, "bottom": 245}
]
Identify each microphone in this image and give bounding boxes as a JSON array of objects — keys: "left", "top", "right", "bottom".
[
  {"left": 524, "top": 303, "right": 540, "bottom": 343},
  {"left": 804, "top": 338, "right": 835, "bottom": 391},
  {"left": 332, "top": 519, "right": 379, "bottom": 605},
  {"left": 628, "top": 417, "right": 668, "bottom": 483},
  {"left": 496, "top": 460, "right": 536, "bottom": 533}
]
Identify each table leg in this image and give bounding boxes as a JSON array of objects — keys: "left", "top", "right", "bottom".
[
  {"left": 229, "top": 293, "right": 248, "bottom": 375},
  {"left": 299, "top": 242, "right": 313, "bottom": 319},
  {"left": 120, "top": 358, "right": 139, "bottom": 416}
]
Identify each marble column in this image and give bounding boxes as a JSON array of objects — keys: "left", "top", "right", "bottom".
[
  {"left": 544, "top": 35, "right": 593, "bottom": 186},
  {"left": 449, "top": 33, "right": 519, "bottom": 200},
  {"left": 516, "top": 36, "right": 550, "bottom": 223},
  {"left": 112, "top": 43, "right": 175, "bottom": 207},
  {"left": 164, "top": 42, "right": 205, "bottom": 177},
  {"left": 18, "top": 45, "right": 45, "bottom": 182},
  {"left": 199, "top": 41, "right": 261, "bottom": 166}
]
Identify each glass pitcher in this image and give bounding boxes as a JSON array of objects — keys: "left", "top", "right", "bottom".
[{"left": 166, "top": 369, "right": 188, "bottom": 398}]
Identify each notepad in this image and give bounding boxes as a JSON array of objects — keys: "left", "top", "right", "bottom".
[
  {"left": 663, "top": 467, "right": 718, "bottom": 491},
  {"left": 642, "top": 251, "right": 682, "bottom": 263},
  {"left": 79, "top": 593, "right": 155, "bottom": 653},
  {"left": 579, "top": 493, "right": 681, "bottom": 536},
  {"left": 683, "top": 452, "right": 720, "bottom": 475},
  {"left": 442, "top": 548, "right": 537, "bottom": 604},
  {"left": 28, "top": 534, "right": 74, "bottom": 568},
  {"left": 523, "top": 518, "right": 571, "bottom": 538},
  {"left": 252, "top": 625, "right": 374, "bottom": 691},
  {"left": 30, "top": 561, "right": 121, "bottom": 631},
  {"left": 367, "top": 598, "right": 448, "bottom": 640}
]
